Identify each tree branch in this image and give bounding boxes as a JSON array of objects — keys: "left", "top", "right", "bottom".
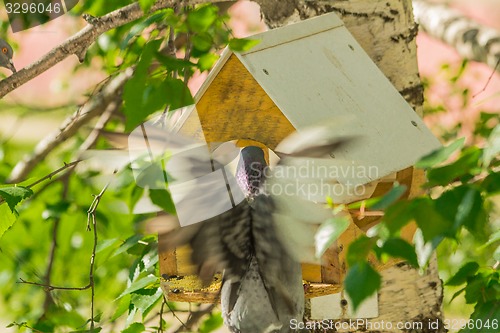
[
  {"left": 0, "top": 0, "right": 232, "bottom": 99},
  {"left": 18, "top": 277, "right": 91, "bottom": 291},
  {"left": 6, "top": 0, "right": 234, "bottom": 183},
  {"left": 41, "top": 175, "right": 70, "bottom": 315},
  {"left": 7, "top": 69, "right": 132, "bottom": 183},
  {"left": 171, "top": 304, "right": 217, "bottom": 333},
  {"left": 86, "top": 183, "right": 108, "bottom": 330},
  {"left": 413, "top": 0, "right": 500, "bottom": 73}
]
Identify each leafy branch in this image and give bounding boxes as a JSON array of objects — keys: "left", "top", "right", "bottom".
[
  {"left": 17, "top": 182, "right": 109, "bottom": 331},
  {"left": 323, "top": 125, "right": 500, "bottom": 326},
  {"left": 0, "top": 0, "right": 231, "bottom": 98}
]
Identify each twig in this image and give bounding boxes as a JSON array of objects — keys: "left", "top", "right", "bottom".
[
  {"left": 86, "top": 183, "right": 109, "bottom": 330},
  {"left": 172, "top": 303, "right": 217, "bottom": 333},
  {"left": 165, "top": 297, "right": 189, "bottom": 332},
  {"left": 18, "top": 277, "right": 91, "bottom": 291},
  {"left": 18, "top": 183, "right": 108, "bottom": 331},
  {"left": 7, "top": 69, "right": 132, "bottom": 183},
  {"left": 159, "top": 297, "right": 167, "bottom": 333},
  {"left": 78, "top": 98, "right": 121, "bottom": 154},
  {"left": 26, "top": 160, "right": 81, "bottom": 189},
  {"left": 0, "top": 0, "right": 232, "bottom": 99},
  {"left": 0, "top": 160, "right": 80, "bottom": 206},
  {"left": 18, "top": 101, "right": 117, "bottom": 203},
  {"left": 473, "top": 57, "right": 500, "bottom": 98},
  {"left": 41, "top": 174, "right": 71, "bottom": 315}
]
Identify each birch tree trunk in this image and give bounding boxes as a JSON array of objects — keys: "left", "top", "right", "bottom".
[
  {"left": 253, "top": 1, "right": 445, "bottom": 332},
  {"left": 413, "top": 0, "right": 500, "bottom": 74}
]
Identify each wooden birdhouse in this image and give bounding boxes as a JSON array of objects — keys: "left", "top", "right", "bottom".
[{"left": 158, "top": 12, "right": 440, "bottom": 316}]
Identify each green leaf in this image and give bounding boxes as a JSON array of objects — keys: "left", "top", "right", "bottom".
[
  {"left": 96, "top": 238, "right": 120, "bottom": 254},
  {"left": 138, "top": 0, "right": 155, "bottom": 13},
  {"left": 482, "top": 172, "right": 500, "bottom": 195},
  {"left": 436, "top": 186, "right": 486, "bottom": 238},
  {"left": 149, "top": 189, "right": 176, "bottom": 214},
  {"left": 412, "top": 198, "right": 452, "bottom": 242},
  {"left": 42, "top": 201, "right": 70, "bottom": 220},
  {"left": 449, "top": 287, "right": 466, "bottom": 302},
  {"left": 458, "top": 189, "right": 486, "bottom": 239},
  {"left": 446, "top": 262, "right": 479, "bottom": 286},
  {"left": 464, "top": 275, "right": 485, "bottom": 304},
  {"left": 0, "top": 186, "right": 33, "bottom": 213},
  {"left": 121, "top": 322, "right": 145, "bottom": 333},
  {"left": 381, "top": 200, "right": 414, "bottom": 235},
  {"left": 0, "top": 204, "right": 17, "bottom": 239},
  {"left": 197, "top": 53, "right": 219, "bottom": 71},
  {"left": 314, "top": 215, "right": 350, "bottom": 258},
  {"left": 163, "top": 77, "right": 194, "bottom": 109},
  {"left": 123, "top": 39, "right": 164, "bottom": 130},
  {"left": 114, "top": 235, "right": 144, "bottom": 257},
  {"left": 416, "top": 138, "right": 464, "bottom": 168},
  {"left": 112, "top": 294, "right": 132, "bottom": 321},
  {"left": 187, "top": 4, "right": 219, "bottom": 33},
  {"left": 118, "top": 275, "right": 158, "bottom": 299},
  {"left": 380, "top": 238, "right": 419, "bottom": 267},
  {"left": 346, "top": 235, "right": 376, "bottom": 266},
  {"left": 413, "top": 228, "right": 442, "bottom": 268},
  {"left": 199, "top": 312, "right": 224, "bottom": 333},
  {"left": 483, "top": 124, "right": 500, "bottom": 167},
  {"left": 128, "top": 185, "right": 145, "bottom": 212},
  {"left": 123, "top": 12, "right": 169, "bottom": 49},
  {"left": 459, "top": 301, "right": 500, "bottom": 333},
  {"left": 344, "top": 262, "right": 381, "bottom": 311},
  {"left": 370, "top": 184, "right": 407, "bottom": 210},
  {"left": 480, "top": 230, "right": 500, "bottom": 249},
  {"left": 130, "top": 287, "right": 163, "bottom": 319},
  {"left": 494, "top": 246, "right": 500, "bottom": 262},
  {"left": 228, "top": 38, "right": 261, "bottom": 52},
  {"left": 426, "top": 147, "right": 482, "bottom": 187},
  {"left": 192, "top": 32, "right": 214, "bottom": 52},
  {"left": 156, "top": 53, "right": 195, "bottom": 71},
  {"left": 69, "top": 328, "right": 102, "bottom": 333}
]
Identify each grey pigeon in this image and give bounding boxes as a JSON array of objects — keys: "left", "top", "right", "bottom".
[
  {"left": 0, "top": 38, "right": 16, "bottom": 73},
  {"left": 156, "top": 135, "right": 357, "bottom": 333},
  {"left": 84, "top": 118, "right": 359, "bottom": 333}
]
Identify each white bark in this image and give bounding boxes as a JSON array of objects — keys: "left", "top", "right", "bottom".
[
  {"left": 253, "top": 1, "right": 445, "bottom": 332},
  {"left": 413, "top": 0, "right": 500, "bottom": 73}
]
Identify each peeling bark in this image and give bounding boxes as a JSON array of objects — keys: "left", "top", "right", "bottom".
[
  {"left": 413, "top": 0, "right": 500, "bottom": 73},
  {"left": 253, "top": 1, "right": 444, "bottom": 332}
]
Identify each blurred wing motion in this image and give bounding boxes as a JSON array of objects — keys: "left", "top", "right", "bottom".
[{"left": 83, "top": 117, "right": 367, "bottom": 333}]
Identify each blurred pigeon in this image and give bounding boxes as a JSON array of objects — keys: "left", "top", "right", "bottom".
[
  {"left": 153, "top": 129, "right": 358, "bottom": 333},
  {"left": 83, "top": 115, "right": 362, "bottom": 333}
]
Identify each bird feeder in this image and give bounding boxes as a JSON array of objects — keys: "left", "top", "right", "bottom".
[{"left": 158, "top": 12, "right": 440, "bottom": 315}]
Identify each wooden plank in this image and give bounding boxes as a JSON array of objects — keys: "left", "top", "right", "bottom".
[
  {"left": 240, "top": 13, "right": 344, "bottom": 54},
  {"left": 320, "top": 245, "right": 342, "bottom": 285},
  {"left": 179, "top": 55, "right": 296, "bottom": 150},
  {"left": 161, "top": 279, "right": 343, "bottom": 302},
  {"left": 159, "top": 248, "right": 178, "bottom": 277},
  {"left": 302, "top": 263, "right": 322, "bottom": 283}
]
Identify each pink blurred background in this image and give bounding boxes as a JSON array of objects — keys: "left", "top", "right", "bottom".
[{"left": 1, "top": 0, "right": 499, "bottom": 143}]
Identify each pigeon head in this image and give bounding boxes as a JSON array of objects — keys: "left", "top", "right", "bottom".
[
  {"left": 0, "top": 39, "right": 16, "bottom": 73},
  {"left": 236, "top": 146, "right": 267, "bottom": 197}
]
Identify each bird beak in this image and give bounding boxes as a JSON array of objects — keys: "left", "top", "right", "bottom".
[{"left": 7, "top": 59, "right": 16, "bottom": 73}]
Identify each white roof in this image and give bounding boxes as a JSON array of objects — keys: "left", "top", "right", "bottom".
[{"left": 190, "top": 12, "right": 441, "bottom": 182}]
